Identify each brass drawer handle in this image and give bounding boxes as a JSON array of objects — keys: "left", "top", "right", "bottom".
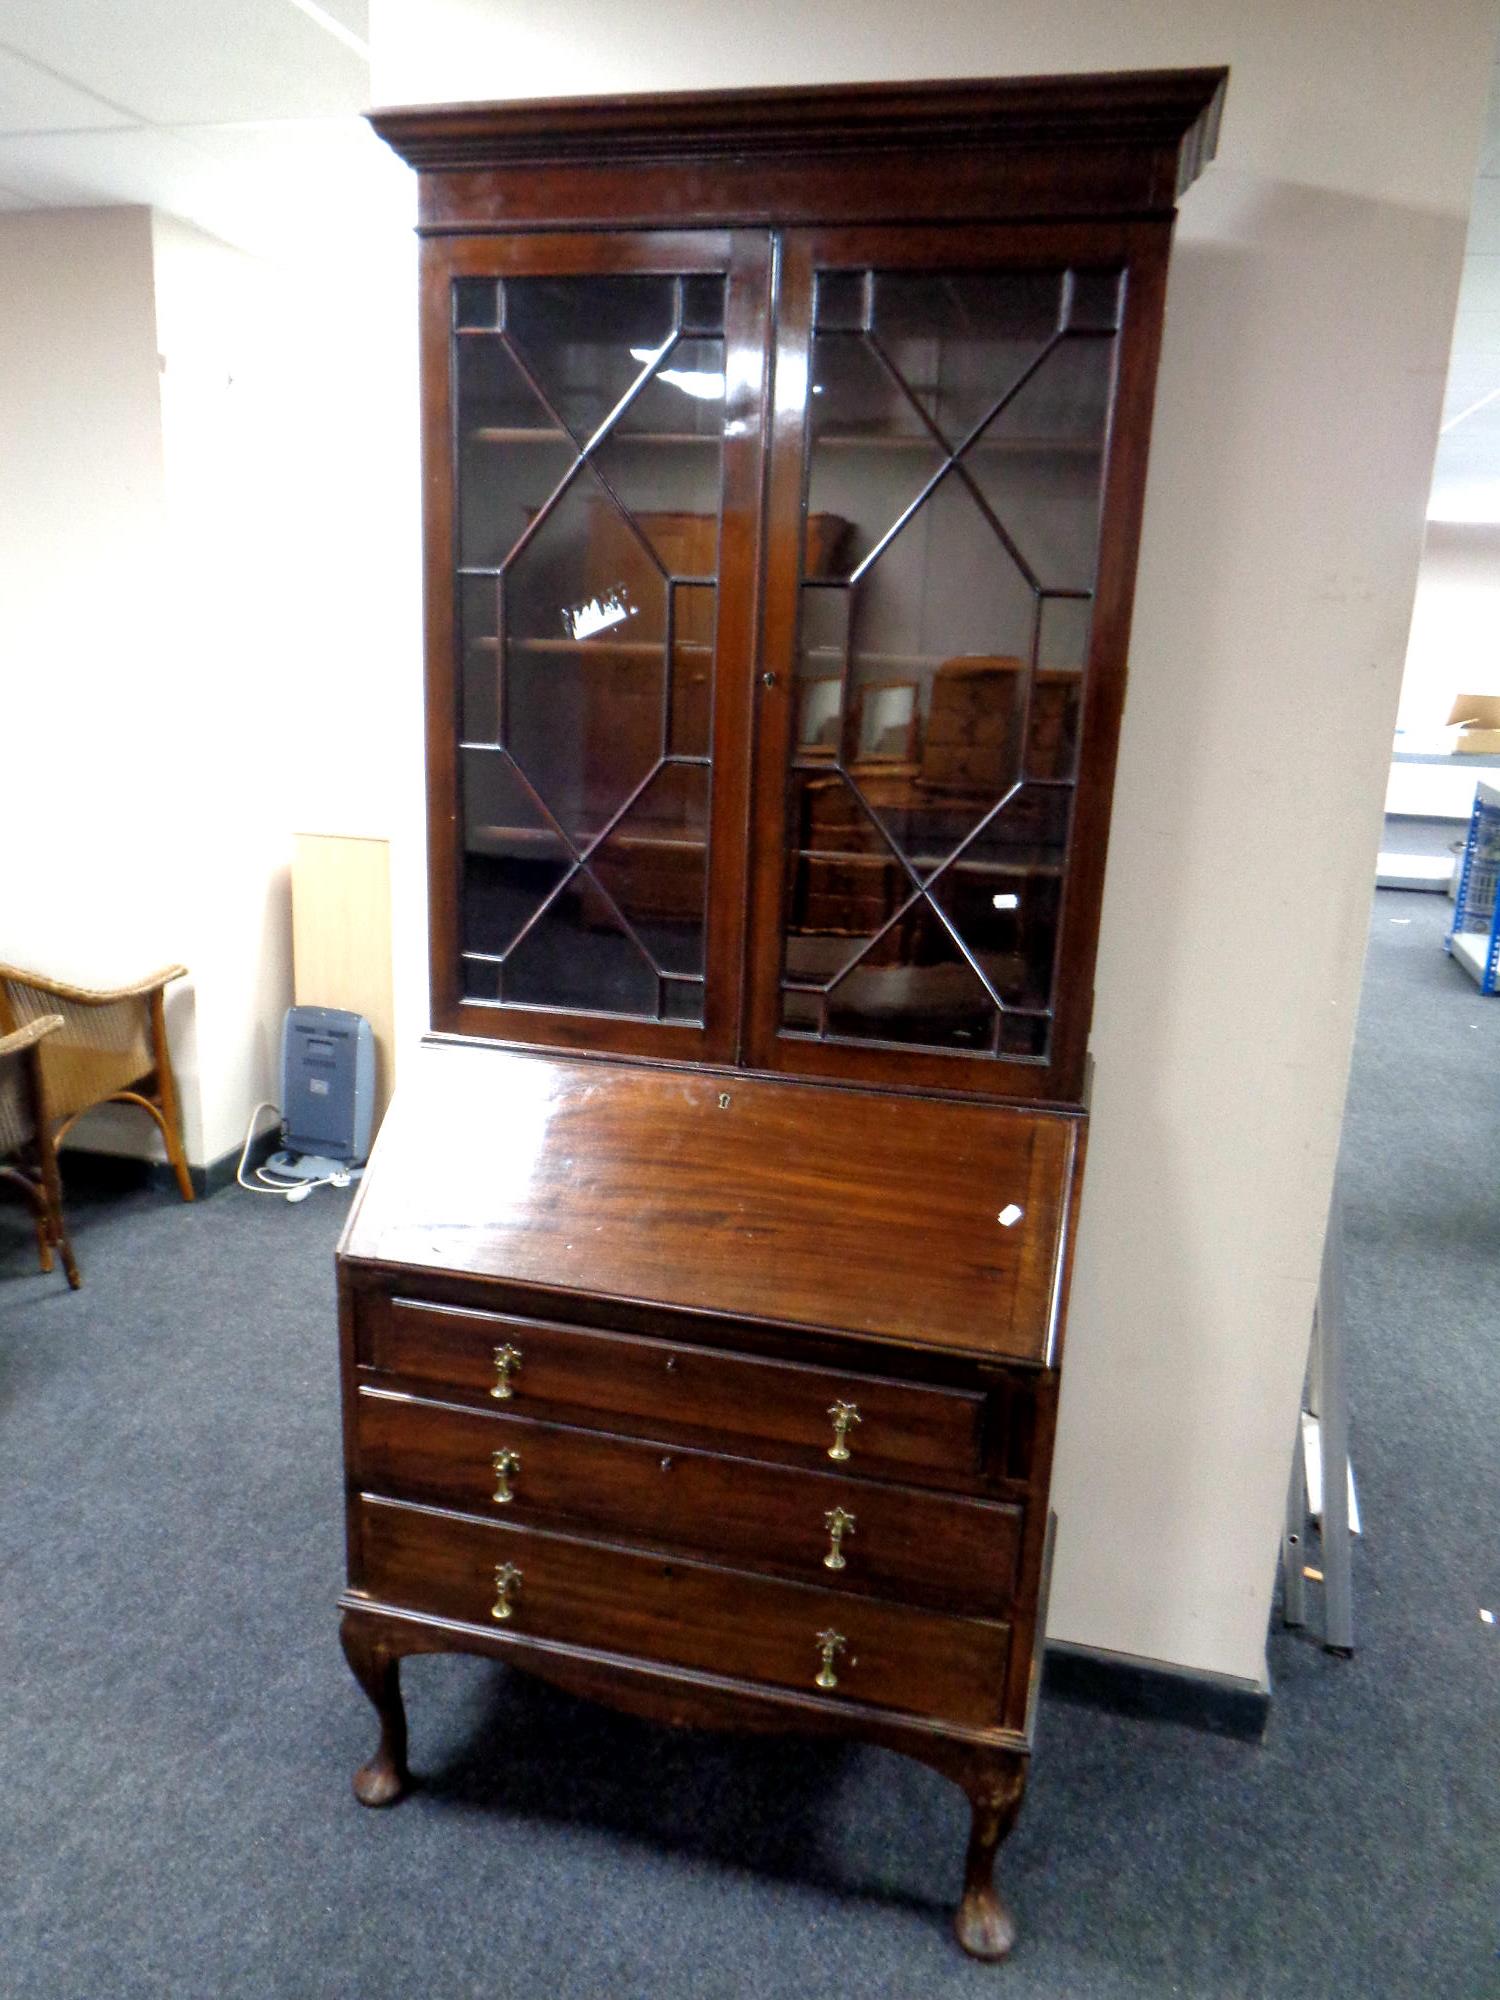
[
  {"left": 490, "top": 1343, "right": 522, "bottom": 1400},
  {"left": 491, "top": 1561, "right": 522, "bottom": 1621},
  {"left": 827, "top": 1400, "right": 861, "bottom": 1461},
  {"left": 822, "top": 1506, "right": 855, "bottom": 1570},
  {"left": 491, "top": 1449, "right": 520, "bottom": 1505},
  {"left": 814, "top": 1627, "right": 846, "bottom": 1690}
]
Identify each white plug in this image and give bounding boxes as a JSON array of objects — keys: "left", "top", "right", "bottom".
[{"left": 286, "top": 1184, "right": 314, "bottom": 1204}]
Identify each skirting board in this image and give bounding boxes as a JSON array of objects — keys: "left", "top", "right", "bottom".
[
  {"left": 61, "top": 1131, "right": 277, "bottom": 1201},
  {"left": 1043, "top": 1639, "right": 1269, "bottom": 1740}
]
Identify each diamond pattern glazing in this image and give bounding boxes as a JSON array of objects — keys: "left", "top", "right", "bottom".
[{"left": 781, "top": 266, "right": 1121, "bottom": 1060}]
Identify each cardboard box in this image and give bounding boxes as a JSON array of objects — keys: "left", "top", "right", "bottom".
[{"left": 1446, "top": 693, "right": 1500, "bottom": 753}]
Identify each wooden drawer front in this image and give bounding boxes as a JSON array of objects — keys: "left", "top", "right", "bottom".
[
  {"left": 365, "top": 1297, "right": 988, "bottom": 1490},
  {"left": 356, "top": 1494, "right": 1010, "bottom": 1729},
  {"left": 354, "top": 1388, "right": 1024, "bottom": 1618}
]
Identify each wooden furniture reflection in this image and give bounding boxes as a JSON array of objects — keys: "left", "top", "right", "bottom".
[
  {"left": 0, "top": 1013, "right": 80, "bottom": 1289},
  {"left": 352, "top": 69, "right": 1226, "bottom": 1964},
  {"left": 918, "top": 658, "right": 1082, "bottom": 796},
  {"left": 0, "top": 962, "right": 193, "bottom": 1202}
]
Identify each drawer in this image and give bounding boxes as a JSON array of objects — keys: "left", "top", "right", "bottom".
[
  {"left": 361, "top": 1296, "right": 989, "bottom": 1491},
  {"left": 354, "top": 1386, "right": 1024, "bottom": 1618},
  {"left": 355, "top": 1493, "right": 1010, "bottom": 1730}
]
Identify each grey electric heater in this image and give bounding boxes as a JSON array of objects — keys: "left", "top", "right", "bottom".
[{"left": 268, "top": 1006, "right": 375, "bottom": 1184}]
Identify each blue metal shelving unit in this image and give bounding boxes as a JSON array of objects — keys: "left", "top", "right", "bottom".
[{"left": 1445, "top": 779, "right": 1500, "bottom": 994}]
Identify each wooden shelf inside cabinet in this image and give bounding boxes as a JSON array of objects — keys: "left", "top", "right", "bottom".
[
  {"left": 470, "top": 426, "right": 722, "bottom": 447},
  {"left": 357, "top": 62, "right": 1227, "bottom": 1967},
  {"left": 469, "top": 822, "right": 706, "bottom": 855},
  {"left": 466, "top": 425, "right": 1101, "bottom": 455},
  {"left": 793, "top": 845, "right": 1065, "bottom": 877},
  {"left": 814, "top": 433, "right": 1103, "bottom": 455},
  {"left": 467, "top": 636, "right": 715, "bottom": 662}
]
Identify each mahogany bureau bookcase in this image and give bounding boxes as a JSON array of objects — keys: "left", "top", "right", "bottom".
[{"left": 340, "top": 69, "right": 1226, "bottom": 1961}]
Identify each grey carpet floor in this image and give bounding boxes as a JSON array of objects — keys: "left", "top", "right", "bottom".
[{"left": 2, "top": 889, "right": 1497, "bottom": 1999}]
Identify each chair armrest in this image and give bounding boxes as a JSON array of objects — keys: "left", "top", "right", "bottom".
[
  {"left": 0, "top": 1013, "right": 65, "bottom": 1057},
  {"left": 0, "top": 963, "right": 189, "bottom": 1006}
]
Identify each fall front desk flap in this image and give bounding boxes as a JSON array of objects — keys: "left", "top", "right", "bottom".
[{"left": 342, "top": 1043, "right": 1080, "bottom": 1365}]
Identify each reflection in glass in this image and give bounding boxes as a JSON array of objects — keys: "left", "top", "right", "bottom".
[
  {"left": 854, "top": 681, "right": 919, "bottom": 764},
  {"left": 781, "top": 263, "right": 1120, "bottom": 1063},
  {"left": 454, "top": 270, "right": 727, "bottom": 1018},
  {"left": 796, "top": 675, "right": 842, "bottom": 759},
  {"left": 591, "top": 762, "right": 710, "bottom": 981}
]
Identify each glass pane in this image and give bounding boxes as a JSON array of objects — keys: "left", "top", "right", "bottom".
[
  {"left": 459, "top": 575, "right": 501, "bottom": 743},
  {"left": 1028, "top": 662, "right": 1083, "bottom": 781},
  {"left": 452, "top": 267, "right": 727, "bottom": 1022},
  {"left": 460, "top": 748, "right": 572, "bottom": 991},
  {"left": 502, "top": 889, "right": 658, "bottom": 1016},
  {"left": 823, "top": 903, "right": 998, "bottom": 1052},
  {"left": 1038, "top": 596, "right": 1091, "bottom": 681},
  {"left": 504, "top": 274, "right": 678, "bottom": 441},
  {"left": 870, "top": 269, "right": 1063, "bottom": 449},
  {"left": 457, "top": 336, "right": 576, "bottom": 571},
  {"left": 781, "top": 263, "right": 1118, "bottom": 1063},
  {"left": 591, "top": 762, "right": 709, "bottom": 977},
  {"left": 611, "top": 337, "right": 727, "bottom": 445},
  {"left": 454, "top": 277, "right": 499, "bottom": 332},
  {"left": 971, "top": 335, "right": 1114, "bottom": 595},
  {"left": 502, "top": 474, "right": 666, "bottom": 846},
  {"left": 662, "top": 978, "right": 705, "bottom": 1023},
  {"left": 806, "top": 332, "right": 941, "bottom": 579},
  {"left": 669, "top": 584, "right": 714, "bottom": 756},
  {"left": 1065, "top": 268, "right": 1123, "bottom": 333}
]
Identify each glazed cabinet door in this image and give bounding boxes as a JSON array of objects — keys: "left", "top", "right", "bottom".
[
  {"left": 745, "top": 225, "right": 1169, "bottom": 1103},
  {"left": 425, "top": 231, "right": 770, "bottom": 1059}
]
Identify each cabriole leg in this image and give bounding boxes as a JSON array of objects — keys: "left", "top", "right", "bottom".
[
  {"left": 340, "top": 1612, "right": 410, "bottom": 1807},
  {"left": 954, "top": 1756, "right": 1027, "bottom": 1961}
]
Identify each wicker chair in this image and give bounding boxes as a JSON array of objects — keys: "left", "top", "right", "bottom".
[
  {"left": 0, "top": 1013, "right": 81, "bottom": 1288},
  {"left": 0, "top": 964, "right": 195, "bottom": 1203}
]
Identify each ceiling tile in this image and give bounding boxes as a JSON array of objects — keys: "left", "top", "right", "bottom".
[
  {"left": 294, "top": 0, "right": 369, "bottom": 41},
  {"left": 1455, "top": 267, "right": 1500, "bottom": 318},
  {"left": 0, "top": 124, "right": 230, "bottom": 211},
  {"left": 0, "top": 0, "right": 368, "bottom": 125},
  {"left": 156, "top": 116, "right": 413, "bottom": 257},
  {"left": 1462, "top": 176, "right": 1500, "bottom": 254},
  {"left": 0, "top": 42, "right": 135, "bottom": 133},
  {"left": 0, "top": 114, "right": 410, "bottom": 262},
  {"left": 1450, "top": 305, "right": 1500, "bottom": 356}
]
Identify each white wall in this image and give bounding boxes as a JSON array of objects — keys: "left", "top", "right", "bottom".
[
  {"left": 149, "top": 215, "right": 299, "bottom": 1165},
  {"left": 364, "top": 0, "right": 1496, "bottom": 1685},
  {"left": 0, "top": 207, "right": 309, "bottom": 1168},
  {"left": 1397, "top": 520, "right": 1500, "bottom": 732},
  {"left": 0, "top": 208, "right": 204, "bottom": 1151}
]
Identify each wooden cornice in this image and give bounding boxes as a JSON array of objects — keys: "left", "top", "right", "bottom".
[{"left": 370, "top": 68, "right": 1227, "bottom": 198}]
